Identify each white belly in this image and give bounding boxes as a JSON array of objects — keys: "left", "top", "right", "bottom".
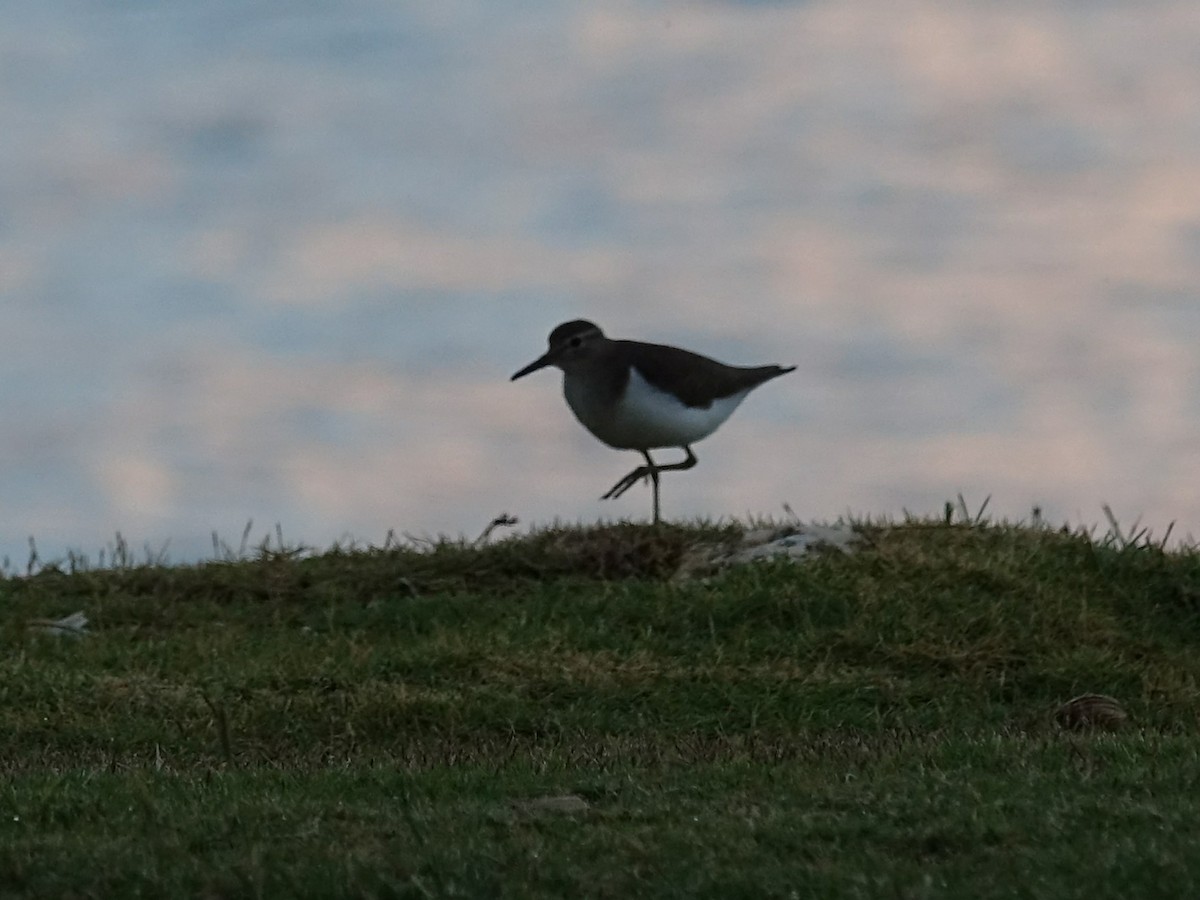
[{"left": 564, "top": 368, "right": 749, "bottom": 450}]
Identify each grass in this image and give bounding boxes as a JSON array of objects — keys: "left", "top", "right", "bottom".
[{"left": 3, "top": 509, "right": 1200, "bottom": 897}]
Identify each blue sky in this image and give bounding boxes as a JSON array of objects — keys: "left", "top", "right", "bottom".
[{"left": 4, "top": 1, "right": 1200, "bottom": 565}]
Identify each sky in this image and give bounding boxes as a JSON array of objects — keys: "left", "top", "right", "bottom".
[{"left": 4, "top": 1, "right": 1200, "bottom": 566}]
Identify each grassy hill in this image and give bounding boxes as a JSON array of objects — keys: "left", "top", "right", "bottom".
[{"left": 3, "top": 511, "right": 1200, "bottom": 898}]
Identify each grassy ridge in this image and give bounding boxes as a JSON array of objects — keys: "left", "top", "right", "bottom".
[{"left": 3, "top": 517, "right": 1200, "bottom": 897}]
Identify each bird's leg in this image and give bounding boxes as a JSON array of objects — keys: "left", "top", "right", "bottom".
[
  {"left": 646, "top": 452, "right": 661, "bottom": 524},
  {"left": 602, "top": 447, "right": 698, "bottom": 500},
  {"left": 601, "top": 447, "right": 698, "bottom": 524}
]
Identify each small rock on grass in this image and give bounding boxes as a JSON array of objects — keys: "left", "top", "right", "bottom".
[
  {"left": 675, "top": 522, "right": 858, "bottom": 580},
  {"left": 26, "top": 611, "right": 89, "bottom": 639}
]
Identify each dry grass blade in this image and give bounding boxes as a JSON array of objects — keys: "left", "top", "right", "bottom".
[
  {"left": 200, "top": 690, "right": 236, "bottom": 766},
  {"left": 513, "top": 795, "right": 591, "bottom": 816}
]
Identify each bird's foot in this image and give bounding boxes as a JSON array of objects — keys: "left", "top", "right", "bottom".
[{"left": 601, "top": 466, "right": 654, "bottom": 500}]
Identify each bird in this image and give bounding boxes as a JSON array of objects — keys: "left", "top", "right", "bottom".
[{"left": 511, "top": 319, "right": 795, "bottom": 523}]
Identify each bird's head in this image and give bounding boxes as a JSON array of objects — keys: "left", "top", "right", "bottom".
[{"left": 511, "top": 320, "right": 607, "bottom": 380}]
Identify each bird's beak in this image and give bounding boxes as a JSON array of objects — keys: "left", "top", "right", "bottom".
[{"left": 511, "top": 351, "right": 554, "bottom": 381}]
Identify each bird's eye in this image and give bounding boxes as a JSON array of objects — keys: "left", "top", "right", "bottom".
[{"left": 569, "top": 337, "right": 583, "bottom": 348}]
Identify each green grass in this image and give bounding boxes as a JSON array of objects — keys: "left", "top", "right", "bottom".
[{"left": 3, "top": 513, "right": 1200, "bottom": 897}]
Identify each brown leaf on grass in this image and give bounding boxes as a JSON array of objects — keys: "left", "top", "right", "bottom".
[{"left": 1055, "top": 693, "right": 1128, "bottom": 731}]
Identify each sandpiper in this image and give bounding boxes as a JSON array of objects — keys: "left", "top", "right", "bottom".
[{"left": 511, "top": 320, "right": 795, "bottom": 523}]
